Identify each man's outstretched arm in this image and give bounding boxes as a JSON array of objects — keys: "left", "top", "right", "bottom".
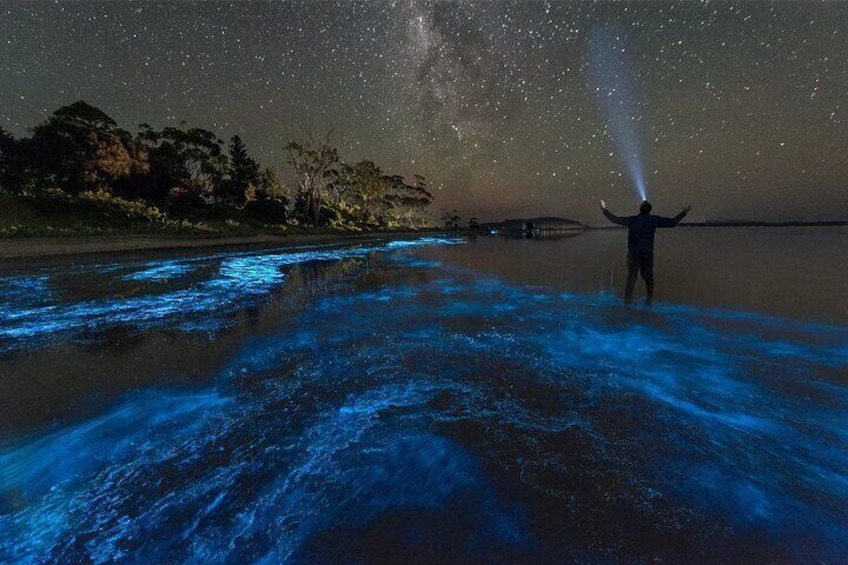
[
  {"left": 599, "top": 199, "right": 631, "bottom": 226},
  {"left": 656, "top": 204, "right": 692, "bottom": 227}
]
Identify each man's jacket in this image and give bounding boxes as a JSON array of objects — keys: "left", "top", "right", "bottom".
[{"left": 603, "top": 209, "right": 687, "bottom": 254}]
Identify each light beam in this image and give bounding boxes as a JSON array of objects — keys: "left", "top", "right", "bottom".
[{"left": 588, "top": 25, "right": 649, "bottom": 202}]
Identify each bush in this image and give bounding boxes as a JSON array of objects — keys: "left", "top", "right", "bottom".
[
  {"left": 77, "top": 190, "right": 164, "bottom": 222},
  {"left": 323, "top": 200, "right": 362, "bottom": 231},
  {"left": 244, "top": 198, "right": 288, "bottom": 223},
  {"left": 165, "top": 185, "right": 206, "bottom": 216}
]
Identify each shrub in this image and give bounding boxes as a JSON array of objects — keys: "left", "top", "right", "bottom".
[
  {"left": 166, "top": 185, "right": 206, "bottom": 216},
  {"left": 77, "top": 190, "right": 164, "bottom": 222},
  {"left": 244, "top": 198, "right": 288, "bottom": 223}
]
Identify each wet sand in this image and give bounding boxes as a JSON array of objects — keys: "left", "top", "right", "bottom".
[{"left": 0, "top": 231, "right": 438, "bottom": 260}]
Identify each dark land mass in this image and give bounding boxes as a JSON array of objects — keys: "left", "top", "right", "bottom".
[{"left": 481, "top": 217, "right": 585, "bottom": 232}]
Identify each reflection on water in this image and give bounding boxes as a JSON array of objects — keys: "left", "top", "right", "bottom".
[
  {"left": 437, "top": 227, "right": 848, "bottom": 325},
  {"left": 0, "top": 230, "right": 847, "bottom": 563}
]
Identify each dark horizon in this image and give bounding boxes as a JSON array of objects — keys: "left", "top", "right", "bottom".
[
  {"left": 481, "top": 216, "right": 848, "bottom": 229},
  {"left": 3, "top": 1, "right": 847, "bottom": 224}
]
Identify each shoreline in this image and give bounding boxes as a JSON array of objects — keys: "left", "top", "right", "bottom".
[
  {"left": 0, "top": 231, "right": 444, "bottom": 261},
  {"left": 3, "top": 222, "right": 844, "bottom": 260}
]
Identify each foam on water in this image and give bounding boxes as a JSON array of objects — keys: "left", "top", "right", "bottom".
[{"left": 0, "top": 237, "right": 462, "bottom": 351}]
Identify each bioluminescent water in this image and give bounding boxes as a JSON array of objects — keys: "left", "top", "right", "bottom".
[
  {"left": 1, "top": 233, "right": 847, "bottom": 563},
  {"left": 588, "top": 25, "right": 649, "bottom": 201}
]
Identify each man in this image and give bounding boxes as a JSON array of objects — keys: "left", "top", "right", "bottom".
[{"left": 600, "top": 199, "right": 691, "bottom": 305}]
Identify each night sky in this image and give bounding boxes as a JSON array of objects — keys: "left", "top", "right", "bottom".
[{"left": 2, "top": 1, "right": 847, "bottom": 223}]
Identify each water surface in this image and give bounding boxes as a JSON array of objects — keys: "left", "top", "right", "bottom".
[{"left": 1, "top": 229, "right": 846, "bottom": 563}]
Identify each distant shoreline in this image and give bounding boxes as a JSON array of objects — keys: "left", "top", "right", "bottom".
[
  {"left": 681, "top": 221, "right": 848, "bottom": 228},
  {"left": 0, "top": 231, "right": 445, "bottom": 261},
  {"left": 590, "top": 221, "right": 848, "bottom": 229}
]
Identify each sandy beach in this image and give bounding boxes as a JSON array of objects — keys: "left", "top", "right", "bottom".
[{"left": 0, "top": 232, "right": 433, "bottom": 261}]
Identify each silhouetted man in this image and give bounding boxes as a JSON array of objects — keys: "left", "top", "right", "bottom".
[{"left": 600, "top": 199, "right": 691, "bottom": 305}]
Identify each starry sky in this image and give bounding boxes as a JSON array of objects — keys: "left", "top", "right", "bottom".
[{"left": 2, "top": 1, "right": 847, "bottom": 223}]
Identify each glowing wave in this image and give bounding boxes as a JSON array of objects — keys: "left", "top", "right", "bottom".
[{"left": 0, "top": 237, "right": 462, "bottom": 352}]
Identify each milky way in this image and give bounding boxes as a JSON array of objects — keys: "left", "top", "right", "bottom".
[{"left": 2, "top": 1, "right": 847, "bottom": 222}]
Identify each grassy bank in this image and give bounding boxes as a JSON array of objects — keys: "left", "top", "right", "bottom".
[
  {"left": 0, "top": 193, "right": 446, "bottom": 259},
  {"left": 0, "top": 191, "right": 285, "bottom": 238}
]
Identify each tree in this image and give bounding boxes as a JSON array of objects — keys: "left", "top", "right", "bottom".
[
  {"left": 334, "top": 164, "right": 434, "bottom": 229},
  {"left": 245, "top": 167, "right": 289, "bottom": 223},
  {"left": 136, "top": 124, "right": 189, "bottom": 202},
  {"left": 138, "top": 124, "right": 227, "bottom": 206},
  {"left": 257, "top": 167, "right": 287, "bottom": 202},
  {"left": 338, "top": 160, "right": 391, "bottom": 225},
  {"left": 28, "top": 100, "right": 148, "bottom": 194},
  {"left": 410, "top": 175, "right": 434, "bottom": 226},
  {"left": 0, "top": 127, "right": 27, "bottom": 194},
  {"left": 384, "top": 174, "right": 434, "bottom": 228},
  {"left": 441, "top": 209, "right": 462, "bottom": 230},
  {"left": 284, "top": 132, "right": 339, "bottom": 226},
  {"left": 220, "top": 135, "right": 260, "bottom": 207}
]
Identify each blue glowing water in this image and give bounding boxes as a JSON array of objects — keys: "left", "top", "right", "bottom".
[
  {"left": 0, "top": 238, "right": 460, "bottom": 350},
  {"left": 1, "top": 234, "right": 847, "bottom": 562},
  {"left": 588, "top": 25, "right": 649, "bottom": 201}
]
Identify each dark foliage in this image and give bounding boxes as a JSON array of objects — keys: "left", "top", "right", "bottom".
[
  {"left": 3, "top": 100, "right": 434, "bottom": 234},
  {"left": 221, "top": 135, "right": 261, "bottom": 207},
  {"left": 28, "top": 101, "right": 148, "bottom": 194}
]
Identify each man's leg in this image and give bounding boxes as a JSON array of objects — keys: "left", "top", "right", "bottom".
[
  {"left": 625, "top": 252, "right": 638, "bottom": 305},
  {"left": 641, "top": 253, "right": 655, "bottom": 305}
]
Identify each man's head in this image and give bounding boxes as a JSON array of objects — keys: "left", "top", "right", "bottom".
[{"left": 639, "top": 200, "right": 652, "bottom": 214}]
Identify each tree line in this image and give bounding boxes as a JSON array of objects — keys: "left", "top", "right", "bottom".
[{"left": 0, "top": 100, "right": 434, "bottom": 230}]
